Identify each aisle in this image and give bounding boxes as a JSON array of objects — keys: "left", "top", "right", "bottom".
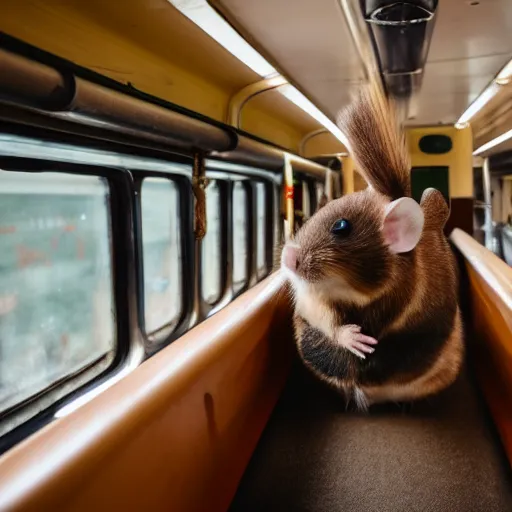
[{"left": 230, "top": 357, "right": 512, "bottom": 512}]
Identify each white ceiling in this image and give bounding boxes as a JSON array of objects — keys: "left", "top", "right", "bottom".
[
  {"left": 412, "top": 0, "right": 512, "bottom": 125},
  {"left": 212, "top": 0, "right": 512, "bottom": 127}
]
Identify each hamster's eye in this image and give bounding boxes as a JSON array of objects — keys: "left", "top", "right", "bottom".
[{"left": 331, "top": 218, "right": 351, "bottom": 236}]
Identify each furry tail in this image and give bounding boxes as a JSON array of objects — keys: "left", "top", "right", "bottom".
[{"left": 338, "top": 82, "right": 411, "bottom": 200}]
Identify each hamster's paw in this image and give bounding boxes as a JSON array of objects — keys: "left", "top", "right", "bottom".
[{"left": 335, "top": 324, "right": 378, "bottom": 360}]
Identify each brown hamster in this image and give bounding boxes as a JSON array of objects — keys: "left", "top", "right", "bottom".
[{"left": 281, "top": 84, "right": 463, "bottom": 409}]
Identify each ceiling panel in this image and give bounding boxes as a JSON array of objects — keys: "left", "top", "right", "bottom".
[
  {"left": 410, "top": 0, "right": 512, "bottom": 125},
  {"left": 427, "top": 0, "right": 512, "bottom": 62}
]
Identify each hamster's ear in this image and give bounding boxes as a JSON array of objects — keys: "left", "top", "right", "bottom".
[{"left": 382, "top": 197, "right": 424, "bottom": 253}]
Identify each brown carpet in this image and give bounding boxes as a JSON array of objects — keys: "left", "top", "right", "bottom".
[{"left": 229, "top": 357, "right": 512, "bottom": 512}]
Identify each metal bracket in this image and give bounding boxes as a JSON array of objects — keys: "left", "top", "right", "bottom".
[
  {"left": 299, "top": 128, "right": 328, "bottom": 156},
  {"left": 227, "top": 75, "right": 288, "bottom": 128}
]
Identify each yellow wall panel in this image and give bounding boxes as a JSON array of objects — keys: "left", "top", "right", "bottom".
[
  {"left": 0, "top": 0, "right": 319, "bottom": 152},
  {"left": 407, "top": 125, "right": 474, "bottom": 198},
  {"left": 302, "top": 132, "right": 346, "bottom": 158}
]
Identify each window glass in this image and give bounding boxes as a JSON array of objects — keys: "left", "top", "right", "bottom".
[
  {"left": 302, "top": 181, "right": 311, "bottom": 218},
  {"left": 201, "top": 180, "right": 222, "bottom": 304},
  {"left": 256, "top": 182, "right": 267, "bottom": 279},
  {"left": 233, "top": 182, "right": 249, "bottom": 290},
  {"left": 0, "top": 170, "right": 115, "bottom": 414},
  {"left": 316, "top": 182, "right": 325, "bottom": 205},
  {"left": 141, "top": 178, "right": 182, "bottom": 333}
]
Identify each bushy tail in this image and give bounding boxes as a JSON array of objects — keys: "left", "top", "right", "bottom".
[{"left": 338, "top": 82, "right": 411, "bottom": 200}]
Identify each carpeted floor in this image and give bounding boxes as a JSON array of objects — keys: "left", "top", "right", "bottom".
[{"left": 230, "top": 357, "right": 512, "bottom": 512}]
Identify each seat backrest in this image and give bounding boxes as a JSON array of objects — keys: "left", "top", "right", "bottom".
[
  {"left": 0, "top": 274, "right": 294, "bottom": 512},
  {"left": 451, "top": 229, "right": 512, "bottom": 464}
]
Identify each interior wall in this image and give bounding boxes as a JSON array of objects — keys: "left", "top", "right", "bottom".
[
  {"left": 0, "top": 0, "right": 317, "bottom": 153},
  {"left": 407, "top": 125, "right": 474, "bottom": 198},
  {"left": 353, "top": 171, "right": 368, "bottom": 192},
  {"left": 242, "top": 92, "right": 317, "bottom": 154},
  {"left": 302, "top": 132, "right": 346, "bottom": 158}
]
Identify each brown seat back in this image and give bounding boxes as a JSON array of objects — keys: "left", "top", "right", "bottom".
[{"left": 0, "top": 275, "right": 294, "bottom": 512}]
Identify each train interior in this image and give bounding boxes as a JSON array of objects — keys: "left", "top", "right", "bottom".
[{"left": 0, "top": 0, "right": 511, "bottom": 510}]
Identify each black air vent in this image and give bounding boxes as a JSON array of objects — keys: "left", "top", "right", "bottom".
[{"left": 419, "top": 134, "right": 453, "bottom": 154}]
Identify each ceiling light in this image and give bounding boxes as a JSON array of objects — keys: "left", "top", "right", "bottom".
[
  {"left": 456, "top": 57, "right": 512, "bottom": 125},
  {"left": 496, "top": 58, "right": 512, "bottom": 85},
  {"left": 278, "top": 85, "right": 350, "bottom": 147},
  {"left": 167, "top": 0, "right": 349, "bottom": 147},
  {"left": 456, "top": 82, "right": 500, "bottom": 125},
  {"left": 473, "top": 128, "right": 512, "bottom": 155},
  {"left": 168, "top": 0, "right": 276, "bottom": 77}
]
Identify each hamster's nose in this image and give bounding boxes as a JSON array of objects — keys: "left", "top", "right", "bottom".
[{"left": 281, "top": 245, "right": 298, "bottom": 272}]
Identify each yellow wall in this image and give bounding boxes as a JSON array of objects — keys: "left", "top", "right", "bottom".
[
  {"left": 353, "top": 170, "right": 368, "bottom": 192},
  {"left": 406, "top": 125, "right": 474, "bottom": 198},
  {"left": 303, "top": 132, "right": 347, "bottom": 158}
]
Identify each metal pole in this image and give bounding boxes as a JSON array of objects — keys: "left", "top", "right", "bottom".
[
  {"left": 227, "top": 75, "right": 288, "bottom": 128},
  {"left": 482, "top": 157, "right": 493, "bottom": 249},
  {"left": 284, "top": 153, "right": 294, "bottom": 241}
]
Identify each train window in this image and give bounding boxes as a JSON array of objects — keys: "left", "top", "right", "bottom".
[
  {"left": 202, "top": 180, "right": 223, "bottom": 304},
  {"left": 301, "top": 181, "right": 311, "bottom": 218},
  {"left": 256, "top": 182, "right": 267, "bottom": 279},
  {"left": 316, "top": 182, "right": 325, "bottom": 205},
  {"left": 141, "top": 178, "right": 182, "bottom": 334},
  {"left": 233, "top": 182, "right": 249, "bottom": 292},
  {"left": 0, "top": 170, "right": 115, "bottom": 415}
]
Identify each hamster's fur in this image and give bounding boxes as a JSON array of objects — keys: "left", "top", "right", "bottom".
[{"left": 281, "top": 84, "right": 463, "bottom": 408}]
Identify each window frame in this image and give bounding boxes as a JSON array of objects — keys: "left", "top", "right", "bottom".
[
  {"left": 199, "top": 178, "right": 230, "bottom": 317},
  {"left": 132, "top": 171, "right": 194, "bottom": 352},
  {"left": 0, "top": 138, "right": 283, "bottom": 452},
  {"left": 199, "top": 167, "right": 279, "bottom": 316},
  {"left": 253, "top": 179, "right": 274, "bottom": 282},
  {"left": 0, "top": 156, "right": 141, "bottom": 452},
  {"left": 231, "top": 179, "right": 253, "bottom": 295}
]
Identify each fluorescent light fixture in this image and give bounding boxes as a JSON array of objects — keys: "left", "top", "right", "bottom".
[
  {"left": 496, "top": 58, "right": 512, "bottom": 85},
  {"left": 473, "top": 128, "right": 512, "bottom": 156},
  {"left": 278, "top": 84, "right": 350, "bottom": 147},
  {"left": 168, "top": 0, "right": 276, "bottom": 77},
  {"left": 168, "top": 0, "right": 349, "bottom": 147},
  {"left": 456, "top": 82, "right": 500, "bottom": 126},
  {"left": 456, "top": 57, "right": 512, "bottom": 126}
]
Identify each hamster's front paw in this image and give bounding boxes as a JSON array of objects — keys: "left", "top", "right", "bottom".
[{"left": 335, "top": 324, "right": 378, "bottom": 359}]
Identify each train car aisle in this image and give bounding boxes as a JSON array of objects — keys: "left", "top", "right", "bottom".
[{"left": 230, "top": 356, "right": 512, "bottom": 512}]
